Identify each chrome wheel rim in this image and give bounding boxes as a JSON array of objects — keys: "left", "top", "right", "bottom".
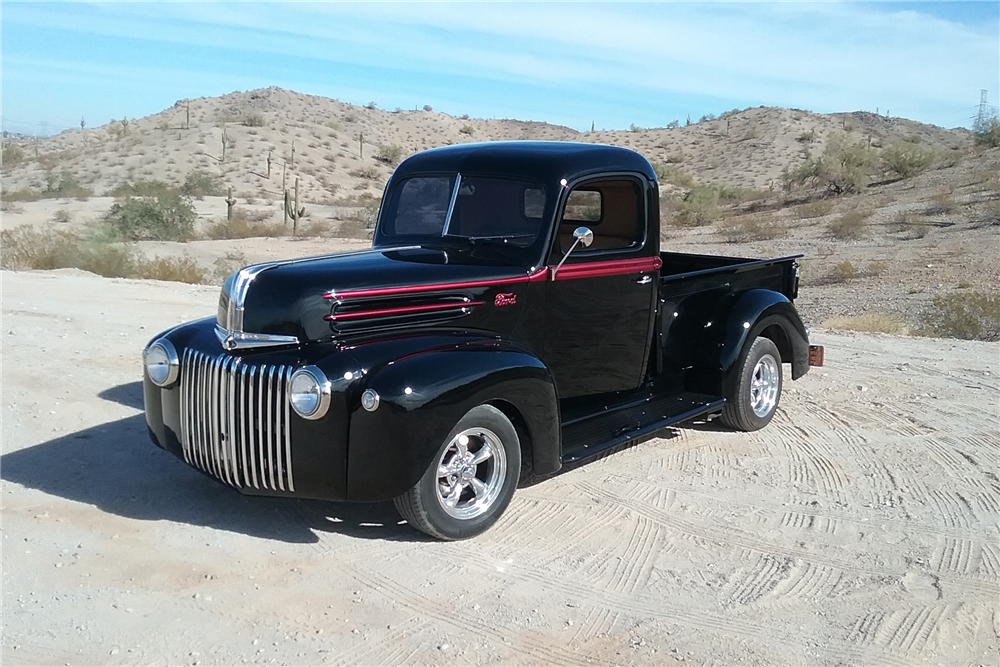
[
  {"left": 435, "top": 427, "right": 507, "bottom": 520},
  {"left": 750, "top": 354, "right": 780, "bottom": 418}
]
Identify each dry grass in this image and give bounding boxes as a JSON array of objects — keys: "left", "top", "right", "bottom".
[
  {"left": 0, "top": 225, "right": 206, "bottom": 283},
  {"left": 201, "top": 210, "right": 284, "bottom": 239},
  {"left": 927, "top": 191, "right": 957, "bottom": 215},
  {"left": 716, "top": 214, "right": 786, "bottom": 243},
  {"left": 828, "top": 209, "right": 871, "bottom": 240},
  {"left": 827, "top": 260, "right": 858, "bottom": 283},
  {"left": 822, "top": 313, "right": 908, "bottom": 335},
  {"left": 794, "top": 200, "right": 834, "bottom": 219}
]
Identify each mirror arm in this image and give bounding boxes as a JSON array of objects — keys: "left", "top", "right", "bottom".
[
  {"left": 551, "top": 238, "right": 583, "bottom": 278},
  {"left": 550, "top": 226, "right": 594, "bottom": 279}
]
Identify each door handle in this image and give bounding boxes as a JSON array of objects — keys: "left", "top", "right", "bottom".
[{"left": 635, "top": 274, "right": 653, "bottom": 285}]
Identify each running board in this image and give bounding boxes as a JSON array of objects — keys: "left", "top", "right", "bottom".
[{"left": 561, "top": 392, "right": 725, "bottom": 463}]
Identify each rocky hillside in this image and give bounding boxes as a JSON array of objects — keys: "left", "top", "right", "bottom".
[{"left": 0, "top": 87, "right": 974, "bottom": 203}]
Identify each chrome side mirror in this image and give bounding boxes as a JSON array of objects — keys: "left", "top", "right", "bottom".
[{"left": 552, "top": 226, "right": 594, "bottom": 277}]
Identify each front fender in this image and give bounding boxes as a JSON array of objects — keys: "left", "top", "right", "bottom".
[
  {"left": 717, "top": 289, "right": 810, "bottom": 380},
  {"left": 346, "top": 338, "right": 559, "bottom": 501}
]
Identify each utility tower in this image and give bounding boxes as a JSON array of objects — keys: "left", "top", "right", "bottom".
[{"left": 976, "top": 89, "right": 989, "bottom": 128}]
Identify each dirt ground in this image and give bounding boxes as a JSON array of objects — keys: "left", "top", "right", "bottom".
[{"left": 1, "top": 268, "right": 997, "bottom": 666}]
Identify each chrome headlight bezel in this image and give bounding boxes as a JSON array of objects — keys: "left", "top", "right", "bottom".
[
  {"left": 144, "top": 338, "right": 180, "bottom": 388},
  {"left": 289, "top": 366, "right": 332, "bottom": 420}
]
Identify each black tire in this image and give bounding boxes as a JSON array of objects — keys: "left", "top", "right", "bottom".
[
  {"left": 394, "top": 405, "right": 521, "bottom": 540},
  {"left": 721, "top": 336, "right": 782, "bottom": 432}
]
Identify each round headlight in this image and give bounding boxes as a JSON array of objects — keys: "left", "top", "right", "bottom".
[
  {"left": 289, "top": 366, "right": 331, "bottom": 420},
  {"left": 144, "top": 339, "right": 179, "bottom": 388}
]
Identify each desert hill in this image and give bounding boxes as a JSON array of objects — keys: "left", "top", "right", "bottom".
[
  {"left": 1, "top": 87, "right": 996, "bottom": 339},
  {"left": 0, "top": 86, "right": 974, "bottom": 199}
]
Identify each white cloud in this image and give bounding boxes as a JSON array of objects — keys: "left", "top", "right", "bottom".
[{"left": 3, "top": 2, "right": 996, "bottom": 130}]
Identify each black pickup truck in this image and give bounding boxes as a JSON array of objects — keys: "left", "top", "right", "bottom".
[{"left": 143, "top": 141, "right": 822, "bottom": 540}]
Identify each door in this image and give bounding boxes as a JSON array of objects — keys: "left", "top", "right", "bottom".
[{"left": 544, "top": 177, "right": 659, "bottom": 398}]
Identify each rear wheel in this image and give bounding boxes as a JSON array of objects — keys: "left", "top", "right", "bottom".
[
  {"left": 394, "top": 405, "right": 520, "bottom": 540},
  {"left": 722, "top": 336, "right": 782, "bottom": 431}
]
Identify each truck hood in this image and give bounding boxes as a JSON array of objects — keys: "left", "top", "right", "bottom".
[{"left": 219, "top": 246, "right": 540, "bottom": 344}]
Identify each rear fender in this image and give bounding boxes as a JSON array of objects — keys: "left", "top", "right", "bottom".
[
  {"left": 346, "top": 340, "right": 559, "bottom": 501},
  {"left": 718, "top": 289, "right": 810, "bottom": 381}
]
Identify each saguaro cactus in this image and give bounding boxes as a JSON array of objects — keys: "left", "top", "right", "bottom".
[
  {"left": 226, "top": 187, "right": 236, "bottom": 221},
  {"left": 284, "top": 177, "right": 305, "bottom": 235}
]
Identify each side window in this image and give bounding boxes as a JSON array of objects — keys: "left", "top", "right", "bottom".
[{"left": 559, "top": 179, "right": 642, "bottom": 252}]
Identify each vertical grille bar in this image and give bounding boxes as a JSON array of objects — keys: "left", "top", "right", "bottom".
[
  {"left": 178, "top": 351, "right": 294, "bottom": 493},
  {"left": 283, "top": 366, "right": 295, "bottom": 492}
]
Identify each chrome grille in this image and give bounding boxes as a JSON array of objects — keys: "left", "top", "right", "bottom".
[{"left": 179, "top": 349, "right": 295, "bottom": 492}]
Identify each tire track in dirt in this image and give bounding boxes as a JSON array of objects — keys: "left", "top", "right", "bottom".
[
  {"left": 326, "top": 617, "right": 432, "bottom": 666},
  {"left": 448, "top": 535, "right": 913, "bottom": 667},
  {"left": 931, "top": 538, "right": 986, "bottom": 579},
  {"left": 874, "top": 605, "right": 953, "bottom": 656},
  {"left": 569, "top": 607, "right": 621, "bottom": 646},
  {"left": 725, "top": 553, "right": 793, "bottom": 606},
  {"left": 768, "top": 429, "right": 849, "bottom": 505},
  {"left": 574, "top": 479, "right": 999, "bottom": 597},
  {"left": 604, "top": 472, "right": 990, "bottom": 544},
  {"left": 343, "top": 563, "right": 582, "bottom": 666},
  {"left": 769, "top": 560, "right": 844, "bottom": 601}
]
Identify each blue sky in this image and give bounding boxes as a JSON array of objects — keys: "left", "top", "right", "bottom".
[{"left": 2, "top": 1, "right": 997, "bottom": 136}]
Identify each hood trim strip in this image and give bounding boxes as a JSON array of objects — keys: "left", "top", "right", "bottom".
[
  {"left": 325, "top": 268, "right": 547, "bottom": 301},
  {"left": 325, "top": 300, "right": 485, "bottom": 322},
  {"left": 549, "top": 256, "right": 663, "bottom": 281}
]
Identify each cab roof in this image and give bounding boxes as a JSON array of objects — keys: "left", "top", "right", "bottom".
[{"left": 392, "top": 141, "right": 657, "bottom": 185}]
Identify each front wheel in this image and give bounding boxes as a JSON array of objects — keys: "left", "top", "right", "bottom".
[
  {"left": 394, "top": 405, "right": 520, "bottom": 540},
  {"left": 721, "top": 336, "right": 782, "bottom": 431}
]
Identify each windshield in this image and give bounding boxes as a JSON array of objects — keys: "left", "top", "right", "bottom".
[{"left": 377, "top": 174, "right": 547, "bottom": 248}]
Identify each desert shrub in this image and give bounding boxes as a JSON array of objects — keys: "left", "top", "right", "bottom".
[
  {"left": 672, "top": 186, "right": 720, "bottom": 226},
  {"left": 712, "top": 184, "right": 766, "bottom": 203},
  {"left": 365, "top": 101, "right": 378, "bottom": 110},
  {"left": 3, "top": 173, "right": 91, "bottom": 201},
  {"left": 880, "top": 141, "right": 934, "bottom": 179},
  {"left": 973, "top": 117, "right": 1000, "bottom": 148},
  {"left": 0, "top": 200, "right": 25, "bottom": 213},
  {"left": 202, "top": 210, "right": 284, "bottom": 239},
  {"left": 888, "top": 210, "right": 927, "bottom": 238},
  {"left": 110, "top": 179, "right": 176, "bottom": 198},
  {"left": 212, "top": 251, "right": 248, "bottom": 283},
  {"left": 795, "top": 200, "right": 834, "bottom": 219},
  {"left": 0, "top": 224, "right": 210, "bottom": 283},
  {"left": 374, "top": 144, "right": 404, "bottom": 166},
  {"left": 423, "top": 104, "right": 433, "bottom": 112},
  {"left": 459, "top": 124, "right": 475, "bottom": 136},
  {"left": 1, "top": 226, "right": 75, "bottom": 270},
  {"left": 822, "top": 313, "right": 907, "bottom": 335},
  {"left": 1, "top": 225, "right": 132, "bottom": 277},
  {"left": 350, "top": 166, "right": 380, "bottom": 180},
  {"left": 926, "top": 191, "right": 956, "bottom": 215},
  {"left": 717, "top": 214, "right": 785, "bottom": 243},
  {"left": 653, "top": 163, "right": 695, "bottom": 188},
  {"left": 52, "top": 208, "right": 72, "bottom": 223},
  {"left": 296, "top": 219, "right": 335, "bottom": 238},
  {"left": 828, "top": 209, "right": 870, "bottom": 239},
  {"left": 827, "top": 260, "right": 857, "bottom": 283},
  {"left": 797, "top": 130, "right": 816, "bottom": 143},
  {"left": 2, "top": 143, "right": 25, "bottom": 167},
  {"left": 919, "top": 291, "right": 1000, "bottom": 341},
  {"left": 134, "top": 256, "right": 206, "bottom": 283},
  {"left": 181, "top": 169, "right": 224, "bottom": 198},
  {"left": 104, "top": 192, "right": 196, "bottom": 241},
  {"left": 783, "top": 137, "right": 875, "bottom": 195},
  {"left": 866, "top": 260, "right": 888, "bottom": 277},
  {"left": 242, "top": 113, "right": 265, "bottom": 127}
]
